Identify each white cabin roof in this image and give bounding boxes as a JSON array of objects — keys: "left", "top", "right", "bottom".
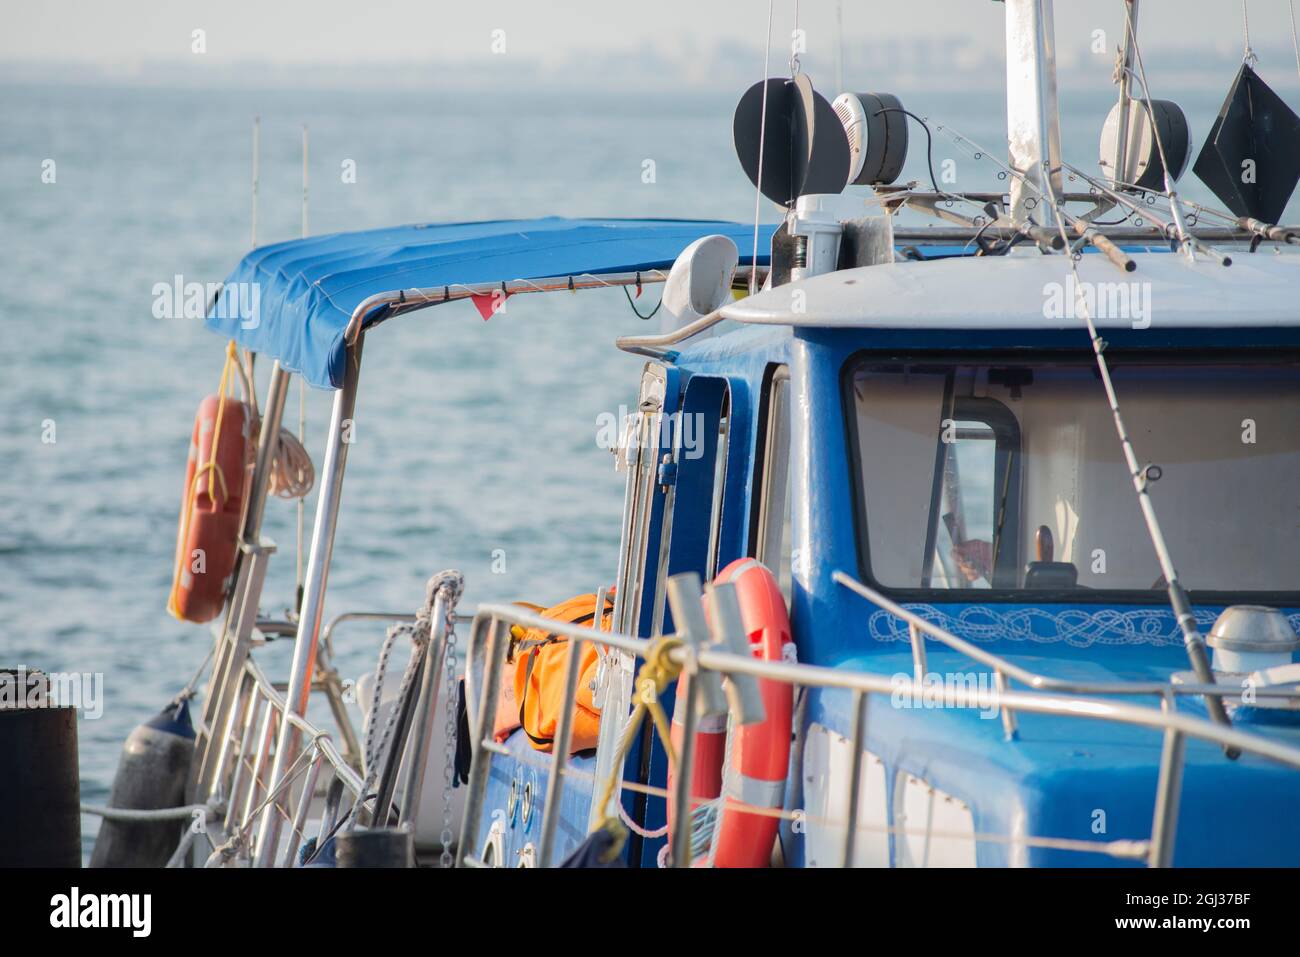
[{"left": 720, "top": 250, "right": 1300, "bottom": 330}]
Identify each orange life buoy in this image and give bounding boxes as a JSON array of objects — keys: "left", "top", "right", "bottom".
[
  {"left": 167, "top": 347, "right": 250, "bottom": 623},
  {"left": 710, "top": 558, "right": 794, "bottom": 868}
]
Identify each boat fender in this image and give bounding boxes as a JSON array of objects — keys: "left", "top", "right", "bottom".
[
  {"left": 335, "top": 826, "right": 413, "bottom": 868},
  {"left": 453, "top": 678, "right": 472, "bottom": 786},
  {"left": 89, "top": 698, "right": 196, "bottom": 868}
]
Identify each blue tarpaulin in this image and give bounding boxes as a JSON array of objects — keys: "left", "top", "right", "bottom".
[{"left": 205, "top": 217, "right": 775, "bottom": 390}]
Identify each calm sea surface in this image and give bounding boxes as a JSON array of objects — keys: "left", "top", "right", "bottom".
[{"left": 0, "top": 79, "right": 1291, "bottom": 859}]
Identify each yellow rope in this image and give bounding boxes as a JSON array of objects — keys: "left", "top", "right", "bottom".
[{"left": 588, "top": 636, "right": 683, "bottom": 862}]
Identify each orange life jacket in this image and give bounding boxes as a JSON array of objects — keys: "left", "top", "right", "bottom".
[{"left": 499, "top": 591, "right": 613, "bottom": 754}]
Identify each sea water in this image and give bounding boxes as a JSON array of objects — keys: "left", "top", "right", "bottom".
[{"left": 0, "top": 80, "right": 1293, "bottom": 860}]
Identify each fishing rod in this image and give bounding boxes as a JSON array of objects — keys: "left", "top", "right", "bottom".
[
  {"left": 920, "top": 113, "right": 1239, "bottom": 752},
  {"left": 1059, "top": 162, "right": 1232, "bottom": 266},
  {"left": 929, "top": 122, "right": 1135, "bottom": 271},
  {"left": 1038, "top": 167, "right": 1239, "bottom": 757}
]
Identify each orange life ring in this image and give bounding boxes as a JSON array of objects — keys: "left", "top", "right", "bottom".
[
  {"left": 167, "top": 350, "right": 250, "bottom": 623},
  {"left": 710, "top": 558, "right": 794, "bottom": 867},
  {"left": 664, "top": 558, "right": 794, "bottom": 866}
]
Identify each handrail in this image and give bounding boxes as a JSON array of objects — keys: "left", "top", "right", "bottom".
[
  {"left": 243, "top": 657, "right": 365, "bottom": 798},
  {"left": 466, "top": 601, "right": 1300, "bottom": 765},
  {"left": 833, "top": 570, "right": 1300, "bottom": 702},
  {"left": 320, "top": 608, "right": 472, "bottom": 659},
  {"left": 342, "top": 266, "right": 767, "bottom": 345},
  {"left": 459, "top": 590, "right": 1300, "bottom": 869},
  {"left": 615, "top": 308, "right": 729, "bottom": 359}
]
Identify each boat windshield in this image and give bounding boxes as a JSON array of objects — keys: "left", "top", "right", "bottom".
[{"left": 845, "top": 355, "right": 1300, "bottom": 599}]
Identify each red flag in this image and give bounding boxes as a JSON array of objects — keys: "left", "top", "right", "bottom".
[{"left": 470, "top": 291, "right": 510, "bottom": 321}]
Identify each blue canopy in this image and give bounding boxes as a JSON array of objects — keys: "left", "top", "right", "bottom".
[{"left": 206, "top": 217, "right": 775, "bottom": 390}]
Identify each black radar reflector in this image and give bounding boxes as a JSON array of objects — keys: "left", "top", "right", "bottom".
[{"left": 1193, "top": 63, "right": 1300, "bottom": 224}]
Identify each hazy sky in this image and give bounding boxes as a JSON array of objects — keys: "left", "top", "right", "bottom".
[{"left": 3, "top": 0, "right": 1292, "bottom": 67}]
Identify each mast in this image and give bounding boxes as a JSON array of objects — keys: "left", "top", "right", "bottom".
[
  {"left": 1110, "top": 0, "right": 1140, "bottom": 183},
  {"left": 1003, "top": 0, "right": 1063, "bottom": 227}
]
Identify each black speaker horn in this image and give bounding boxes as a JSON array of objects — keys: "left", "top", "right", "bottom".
[{"left": 733, "top": 74, "right": 851, "bottom": 206}]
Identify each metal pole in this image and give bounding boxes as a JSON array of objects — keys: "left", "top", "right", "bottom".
[
  {"left": 297, "top": 125, "right": 309, "bottom": 612},
  {"left": 994, "top": 670, "right": 1019, "bottom": 741},
  {"left": 253, "top": 337, "right": 364, "bottom": 866},
  {"left": 670, "top": 667, "right": 700, "bottom": 867},
  {"left": 244, "top": 363, "right": 290, "bottom": 545},
  {"left": 537, "top": 629, "right": 588, "bottom": 867},
  {"left": 282, "top": 754, "right": 324, "bottom": 868},
  {"left": 397, "top": 594, "right": 449, "bottom": 829},
  {"left": 456, "top": 619, "right": 509, "bottom": 867},
  {"left": 1112, "top": 0, "right": 1140, "bottom": 182},
  {"left": 222, "top": 685, "right": 261, "bottom": 833},
  {"left": 241, "top": 699, "right": 276, "bottom": 829},
  {"left": 374, "top": 650, "right": 429, "bottom": 826},
  {"left": 1149, "top": 700, "right": 1186, "bottom": 868},
  {"left": 908, "top": 621, "right": 927, "bottom": 682},
  {"left": 195, "top": 363, "right": 290, "bottom": 787},
  {"left": 251, "top": 116, "right": 259, "bottom": 249},
  {"left": 841, "top": 691, "right": 868, "bottom": 868}
]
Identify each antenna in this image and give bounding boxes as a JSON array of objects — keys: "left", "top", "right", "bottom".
[
  {"left": 1109, "top": 1, "right": 1139, "bottom": 183},
  {"left": 834, "top": 0, "right": 844, "bottom": 95},
  {"left": 301, "top": 124, "right": 310, "bottom": 238},
  {"left": 251, "top": 116, "right": 260, "bottom": 249},
  {"left": 295, "top": 125, "right": 310, "bottom": 613}
]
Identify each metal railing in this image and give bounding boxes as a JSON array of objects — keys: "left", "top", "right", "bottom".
[
  {"left": 455, "top": 570, "right": 1300, "bottom": 869},
  {"left": 184, "top": 594, "right": 469, "bottom": 867},
  {"left": 190, "top": 654, "right": 366, "bottom": 867},
  {"left": 833, "top": 571, "right": 1300, "bottom": 734}
]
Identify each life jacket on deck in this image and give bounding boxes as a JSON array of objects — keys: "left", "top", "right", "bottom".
[{"left": 493, "top": 591, "right": 614, "bottom": 754}]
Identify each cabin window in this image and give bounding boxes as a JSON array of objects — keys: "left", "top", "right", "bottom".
[
  {"left": 751, "top": 366, "right": 793, "bottom": 600},
  {"left": 845, "top": 355, "right": 1300, "bottom": 600}
]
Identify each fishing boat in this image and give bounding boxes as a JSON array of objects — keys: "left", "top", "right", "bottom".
[{"left": 83, "top": 0, "right": 1300, "bottom": 868}]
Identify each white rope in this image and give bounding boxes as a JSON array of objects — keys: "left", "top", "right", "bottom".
[
  {"left": 618, "top": 801, "right": 668, "bottom": 839},
  {"left": 245, "top": 418, "right": 314, "bottom": 500},
  {"left": 1242, "top": 0, "right": 1257, "bottom": 65},
  {"left": 702, "top": 711, "right": 737, "bottom": 866},
  {"left": 790, "top": 0, "right": 802, "bottom": 76},
  {"left": 1290, "top": 0, "right": 1300, "bottom": 81},
  {"left": 80, "top": 801, "right": 217, "bottom": 822},
  {"left": 750, "top": 0, "right": 775, "bottom": 296},
  {"left": 164, "top": 826, "right": 214, "bottom": 868}
]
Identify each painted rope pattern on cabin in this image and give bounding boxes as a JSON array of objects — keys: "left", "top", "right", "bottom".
[{"left": 869, "top": 605, "right": 1300, "bottom": 649}]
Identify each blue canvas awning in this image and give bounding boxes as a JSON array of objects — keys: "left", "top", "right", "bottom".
[{"left": 205, "top": 217, "right": 775, "bottom": 389}]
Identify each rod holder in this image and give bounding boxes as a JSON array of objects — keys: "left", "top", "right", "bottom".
[
  {"left": 665, "top": 573, "right": 728, "bottom": 719},
  {"left": 702, "top": 582, "right": 766, "bottom": 726}
]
